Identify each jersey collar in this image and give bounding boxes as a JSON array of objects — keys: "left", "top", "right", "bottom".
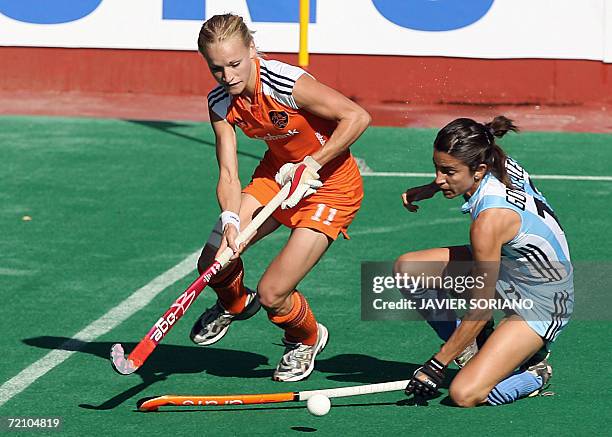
[{"left": 461, "top": 172, "right": 492, "bottom": 214}]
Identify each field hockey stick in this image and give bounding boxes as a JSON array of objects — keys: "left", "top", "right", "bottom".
[
  {"left": 110, "top": 183, "right": 292, "bottom": 375},
  {"left": 137, "top": 379, "right": 410, "bottom": 411}
]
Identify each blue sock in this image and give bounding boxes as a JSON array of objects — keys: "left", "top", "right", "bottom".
[
  {"left": 405, "top": 287, "right": 459, "bottom": 341},
  {"left": 429, "top": 318, "right": 461, "bottom": 341},
  {"left": 487, "top": 371, "right": 542, "bottom": 406}
]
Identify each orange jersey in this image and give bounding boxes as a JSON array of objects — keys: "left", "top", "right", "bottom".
[
  {"left": 207, "top": 57, "right": 361, "bottom": 196},
  {"left": 207, "top": 58, "right": 363, "bottom": 239}
]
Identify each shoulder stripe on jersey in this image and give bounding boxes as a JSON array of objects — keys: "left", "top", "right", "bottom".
[
  {"left": 260, "top": 77, "right": 292, "bottom": 96},
  {"left": 207, "top": 86, "right": 226, "bottom": 102},
  {"left": 208, "top": 92, "right": 227, "bottom": 107},
  {"left": 525, "top": 244, "right": 563, "bottom": 280},
  {"left": 261, "top": 71, "right": 293, "bottom": 91},
  {"left": 208, "top": 89, "right": 227, "bottom": 104},
  {"left": 208, "top": 93, "right": 229, "bottom": 110},
  {"left": 260, "top": 65, "right": 296, "bottom": 85}
]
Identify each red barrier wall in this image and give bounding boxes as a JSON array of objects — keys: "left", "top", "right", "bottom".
[{"left": 1, "top": 47, "right": 611, "bottom": 105}]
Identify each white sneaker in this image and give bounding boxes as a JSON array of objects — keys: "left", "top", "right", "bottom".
[
  {"left": 524, "top": 353, "right": 552, "bottom": 397},
  {"left": 273, "top": 323, "right": 329, "bottom": 382},
  {"left": 190, "top": 288, "right": 260, "bottom": 346}
]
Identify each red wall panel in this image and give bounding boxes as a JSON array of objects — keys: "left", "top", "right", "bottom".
[{"left": 1, "top": 47, "right": 611, "bottom": 105}]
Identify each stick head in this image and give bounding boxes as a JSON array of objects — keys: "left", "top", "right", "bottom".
[
  {"left": 110, "top": 343, "right": 139, "bottom": 375},
  {"left": 136, "top": 396, "right": 161, "bottom": 412}
]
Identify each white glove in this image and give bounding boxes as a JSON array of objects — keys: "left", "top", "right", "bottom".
[{"left": 274, "top": 156, "right": 323, "bottom": 209}]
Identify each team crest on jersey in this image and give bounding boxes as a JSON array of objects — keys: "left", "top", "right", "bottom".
[{"left": 269, "top": 111, "right": 289, "bottom": 129}]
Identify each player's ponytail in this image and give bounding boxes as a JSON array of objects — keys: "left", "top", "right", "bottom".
[
  {"left": 433, "top": 116, "right": 519, "bottom": 188},
  {"left": 483, "top": 116, "right": 519, "bottom": 187}
]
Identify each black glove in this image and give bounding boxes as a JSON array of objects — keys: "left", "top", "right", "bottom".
[{"left": 405, "top": 356, "right": 446, "bottom": 398}]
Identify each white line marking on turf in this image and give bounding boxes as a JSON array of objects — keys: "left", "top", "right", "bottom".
[
  {"left": 0, "top": 251, "right": 200, "bottom": 408},
  {"left": 0, "top": 268, "right": 35, "bottom": 277},
  {"left": 349, "top": 217, "right": 465, "bottom": 237},
  {"left": 361, "top": 171, "right": 612, "bottom": 181}
]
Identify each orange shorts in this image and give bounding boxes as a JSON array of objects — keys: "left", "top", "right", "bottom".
[{"left": 243, "top": 161, "right": 363, "bottom": 240}]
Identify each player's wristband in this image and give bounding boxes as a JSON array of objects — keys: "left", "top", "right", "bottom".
[
  {"left": 425, "top": 356, "right": 446, "bottom": 375},
  {"left": 220, "top": 211, "right": 240, "bottom": 232},
  {"left": 303, "top": 155, "right": 322, "bottom": 172}
]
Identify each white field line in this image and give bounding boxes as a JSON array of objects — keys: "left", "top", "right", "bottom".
[
  {"left": 349, "top": 217, "right": 465, "bottom": 237},
  {"left": 0, "top": 251, "right": 200, "bottom": 408},
  {"left": 361, "top": 171, "right": 612, "bottom": 181}
]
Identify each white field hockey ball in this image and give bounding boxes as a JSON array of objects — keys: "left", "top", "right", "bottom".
[{"left": 306, "top": 394, "right": 331, "bottom": 416}]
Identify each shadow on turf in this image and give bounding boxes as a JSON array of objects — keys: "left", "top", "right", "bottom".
[
  {"left": 125, "top": 120, "right": 263, "bottom": 161},
  {"left": 315, "top": 353, "right": 458, "bottom": 389},
  {"left": 23, "top": 337, "right": 458, "bottom": 411},
  {"left": 22, "top": 336, "right": 272, "bottom": 410},
  {"left": 145, "top": 400, "right": 404, "bottom": 414}
]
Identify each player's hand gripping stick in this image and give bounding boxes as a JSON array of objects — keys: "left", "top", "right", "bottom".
[{"left": 110, "top": 184, "right": 291, "bottom": 375}]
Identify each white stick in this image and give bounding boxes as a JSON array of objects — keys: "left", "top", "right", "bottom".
[{"left": 298, "top": 380, "right": 410, "bottom": 401}]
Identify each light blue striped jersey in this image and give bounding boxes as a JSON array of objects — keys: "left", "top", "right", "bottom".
[
  {"left": 461, "top": 157, "right": 571, "bottom": 279},
  {"left": 460, "top": 157, "right": 573, "bottom": 342}
]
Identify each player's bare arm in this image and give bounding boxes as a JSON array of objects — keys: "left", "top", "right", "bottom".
[
  {"left": 402, "top": 180, "right": 441, "bottom": 212},
  {"left": 435, "top": 208, "right": 520, "bottom": 365},
  {"left": 292, "top": 74, "right": 371, "bottom": 166},
  {"left": 210, "top": 107, "right": 242, "bottom": 256}
]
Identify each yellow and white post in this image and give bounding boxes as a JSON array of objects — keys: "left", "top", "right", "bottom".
[{"left": 299, "top": 0, "right": 310, "bottom": 67}]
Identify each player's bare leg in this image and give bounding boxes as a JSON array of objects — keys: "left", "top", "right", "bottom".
[
  {"left": 190, "top": 193, "right": 281, "bottom": 345},
  {"left": 394, "top": 245, "right": 488, "bottom": 366},
  {"left": 258, "top": 227, "right": 331, "bottom": 381},
  {"left": 395, "top": 245, "right": 472, "bottom": 264},
  {"left": 449, "top": 314, "right": 546, "bottom": 407},
  {"left": 258, "top": 227, "right": 330, "bottom": 314}
]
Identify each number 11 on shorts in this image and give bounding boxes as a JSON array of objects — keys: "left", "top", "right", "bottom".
[{"left": 311, "top": 203, "right": 337, "bottom": 225}]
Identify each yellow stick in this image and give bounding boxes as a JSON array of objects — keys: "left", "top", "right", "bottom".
[{"left": 299, "top": 0, "right": 309, "bottom": 67}]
